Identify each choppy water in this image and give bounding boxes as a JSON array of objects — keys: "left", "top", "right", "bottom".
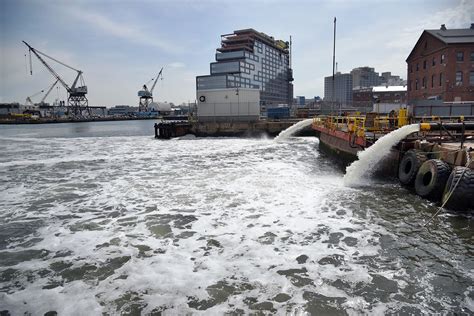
[{"left": 0, "top": 121, "right": 473, "bottom": 315}]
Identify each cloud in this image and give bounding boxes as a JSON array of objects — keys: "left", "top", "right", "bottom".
[
  {"left": 65, "top": 7, "right": 180, "bottom": 54},
  {"left": 387, "top": 0, "right": 474, "bottom": 50},
  {"left": 167, "top": 62, "right": 185, "bottom": 68}
]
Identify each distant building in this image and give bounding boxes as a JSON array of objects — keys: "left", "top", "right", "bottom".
[
  {"left": 324, "top": 72, "right": 353, "bottom": 106},
  {"left": 380, "top": 72, "right": 406, "bottom": 86},
  {"left": 351, "top": 67, "right": 382, "bottom": 89},
  {"left": 406, "top": 24, "right": 474, "bottom": 105},
  {"left": 353, "top": 85, "right": 407, "bottom": 113},
  {"left": 0, "top": 103, "right": 21, "bottom": 116},
  {"left": 196, "top": 28, "right": 294, "bottom": 121},
  {"left": 296, "top": 96, "right": 305, "bottom": 107},
  {"left": 108, "top": 105, "right": 138, "bottom": 116}
]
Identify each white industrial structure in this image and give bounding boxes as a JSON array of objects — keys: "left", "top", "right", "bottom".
[{"left": 197, "top": 88, "right": 260, "bottom": 121}]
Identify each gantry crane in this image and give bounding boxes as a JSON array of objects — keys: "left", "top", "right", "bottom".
[
  {"left": 23, "top": 41, "right": 89, "bottom": 116},
  {"left": 138, "top": 67, "right": 163, "bottom": 112}
]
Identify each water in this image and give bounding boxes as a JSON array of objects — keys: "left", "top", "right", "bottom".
[
  {"left": 344, "top": 124, "right": 421, "bottom": 187},
  {"left": 274, "top": 118, "right": 313, "bottom": 141},
  {"left": 0, "top": 121, "right": 472, "bottom": 315}
]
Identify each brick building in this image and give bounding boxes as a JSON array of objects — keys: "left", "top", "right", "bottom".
[
  {"left": 406, "top": 24, "right": 474, "bottom": 105},
  {"left": 353, "top": 86, "right": 407, "bottom": 112}
]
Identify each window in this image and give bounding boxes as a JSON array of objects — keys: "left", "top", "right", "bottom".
[
  {"left": 423, "top": 60, "right": 427, "bottom": 69},
  {"left": 416, "top": 63, "right": 419, "bottom": 71},
  {"left": 422, "top": 77, "right": 426, "bottom": 88},
  {"left": 415, "top": 79, "right": 419, "bottom": 90},
  {"left": 431, "top": 75, "right": 435, "bottom": 88},
  {"left": 441, "top": 54, "right": 445, "bottom": 64},
  {"left": 471, "top": 52, "right": 474, "bottom": 62},
  {"left": 456, "top": 71, "right": 463, "bottom": 85},
  {"left": 470, "top": 71, "right": 474, "bottom": 85},
  {"left": 456, "top": 52, "right": 464, "bottom": 62},
  {"left": 432, "top": 57, "right": 436, "bottom": 66},
  {"left": 439, "top": 72, "right": 443, "bottom": 86}
]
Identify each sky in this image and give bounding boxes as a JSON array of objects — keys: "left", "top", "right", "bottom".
[{"left": 1, "top": 0, "right": 473, "bottom": 107}]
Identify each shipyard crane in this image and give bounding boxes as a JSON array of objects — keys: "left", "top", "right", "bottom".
[
  {"left": 25, "top": 79, "right": 60, "bottom": 107},
  {"left": 39, "top": 79, "right": 59, "bottom": 104},
  {"left": 23, "top": 41, "right": 89, "bottom": 116},
  {"left": 25, "top": 89, "right": 44, "bottom": 106},
  {"left": 138, "top": 67, "right": 163, "bottom": 112}
]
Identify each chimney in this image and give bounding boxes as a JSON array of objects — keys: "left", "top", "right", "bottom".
[
  {"left": 471, "top": 23, "right": 474, "bottom": 29},
  {"left": 440, "top": 24, "right": 447, "bottom": 30}
]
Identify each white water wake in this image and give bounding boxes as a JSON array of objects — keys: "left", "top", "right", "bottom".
[
  {"left": 344, "top": 123, "right": 420, "bottom": 186},
  {"left": 274, "top": 118, "right": 313, "bottom": 141}
]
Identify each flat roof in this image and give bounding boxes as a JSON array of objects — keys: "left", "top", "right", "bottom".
[{"left": 372, "top": 85, "right": 407, "bottom": 92}]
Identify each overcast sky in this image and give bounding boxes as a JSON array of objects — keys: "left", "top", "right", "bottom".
[{"left": 1, "top": 0, "right": 473, "bottom": 107}]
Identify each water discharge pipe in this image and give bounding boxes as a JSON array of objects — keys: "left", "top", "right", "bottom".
[{"left": 420, "top": 122, "right": 474, "bottom": 131}]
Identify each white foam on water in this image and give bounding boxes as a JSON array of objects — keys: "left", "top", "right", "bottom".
[
  {"left": 344, "top": 124, "right": 420, "bottom": 186},
  {"left": 274, "top": 118, "right": 314, "bottom": 141},
  {"left": 0, "top": 131, "right": 467, "bottom": 314}
]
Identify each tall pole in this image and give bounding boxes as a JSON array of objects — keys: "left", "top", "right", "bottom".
[
  {"left": 332, "top": 17, "right": 336, "bottom": 115},
  {"left": 289, "top": 35, "right": 293, "bottom": 109}
]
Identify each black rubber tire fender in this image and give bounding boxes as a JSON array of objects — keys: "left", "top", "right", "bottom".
[
  {"left": 442, "top": 167, "right": 474, "bottom": 212},
  {"left": 398, "top": 149, "right": 428, "bottom": 186},
  {"left": 414, "top": 159, "right": 451, "bottom": 201}
]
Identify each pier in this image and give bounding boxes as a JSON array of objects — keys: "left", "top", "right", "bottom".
[{"left": 154, "top": 119, "right": 315, "bottom": 139}]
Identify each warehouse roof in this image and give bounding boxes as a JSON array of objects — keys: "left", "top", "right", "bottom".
[{"left": 425, "top": 27, "right": 474, "bottom": 44}]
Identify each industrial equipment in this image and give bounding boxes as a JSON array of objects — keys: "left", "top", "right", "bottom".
[
  {"left": 25, "top": 89, "right": 44, "bottom": 106},
  {"left": 25, "top": 79, "right": 59, "bottom": 106},
  {"left": 39, "top": 79, "right": 59, "bottom": 105},
  {"left": 23, "top": 41, "right": 89, "bottom": 116},
  {"left": 138, "top": 68, "right": 163, "bottom": 112}
]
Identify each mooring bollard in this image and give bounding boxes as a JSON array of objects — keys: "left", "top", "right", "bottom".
[{"left": 154, "top": 123, "right": 159, "bottom": 139}]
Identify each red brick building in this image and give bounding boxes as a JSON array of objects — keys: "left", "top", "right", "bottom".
[
  {"left": 353, "top": 86, "right": 407, "bottom": 108},
  {"left": 406, "top": 24, "right": 474, "bottom": 104}
]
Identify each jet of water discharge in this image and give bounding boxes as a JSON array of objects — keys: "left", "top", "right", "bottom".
[
  {"left": 274, "top": 118, "right": 314, "bottom": 141},
  {"left": 344, "top": 124, "right": 420, "bottom": 186}
]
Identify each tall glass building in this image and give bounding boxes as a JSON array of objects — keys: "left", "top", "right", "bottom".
[{"left": 196, "top": 29, "right": 294, "bottom": 107}]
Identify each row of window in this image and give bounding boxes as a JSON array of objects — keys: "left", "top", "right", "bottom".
[
  {"left": 456, "top": 51, "right": 474, "bottom": 62},
  {"left": 411, "top": 51, "right": 474, "bottom": 72},
  {"left": 411, "top": 71, "right": 474, "bottom": 90},
  {"left": 244, "top": 51, "right": 259, "bottom": 62},
  {"left": 455, "top": 71, "right": 474, "bottom": 86}
]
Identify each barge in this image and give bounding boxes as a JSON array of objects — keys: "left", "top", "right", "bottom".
[{"left": 311, "top": 110, "right": 474, "bottom": 212}]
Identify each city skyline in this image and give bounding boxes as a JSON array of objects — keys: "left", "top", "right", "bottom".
[{"left": 1, "top": 0, "right": 473, "bottom": 107}]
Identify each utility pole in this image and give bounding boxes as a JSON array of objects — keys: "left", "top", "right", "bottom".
[{"left": 332, "top": 17, "right": 336, "bottom": 115}]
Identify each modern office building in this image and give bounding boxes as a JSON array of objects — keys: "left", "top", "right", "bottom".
[
  {"left": 406, "top": 24, "right": 474, "bottom": 105},
  {"left": 351, "top": 67, "right": 382, "bottom": 89},
  {"left": 324, "top": 72, "right": 353, "bottom": 106},
  {"left": 380, "top": 72, "right": 405, "bottom": 86},
  {"left": 196, "top": 28, "right": 294, "bottom": 110}
]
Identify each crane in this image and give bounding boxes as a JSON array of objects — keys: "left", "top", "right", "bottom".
[
  {"left": 39, "top": 79, "right": 59, "bottom": 104},
  {"left": 138, "top": 67, "right": 163, "bottom": 112},
  {"left": 25, "top": 89, "right": 44, "bottom": 106},
  {"left": 23, "top": 41, "right": 89, "bottom": 117}
]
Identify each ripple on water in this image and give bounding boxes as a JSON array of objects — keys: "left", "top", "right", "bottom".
[{"left": 0, "top": 134, "right": 472, "bottom": 314}]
